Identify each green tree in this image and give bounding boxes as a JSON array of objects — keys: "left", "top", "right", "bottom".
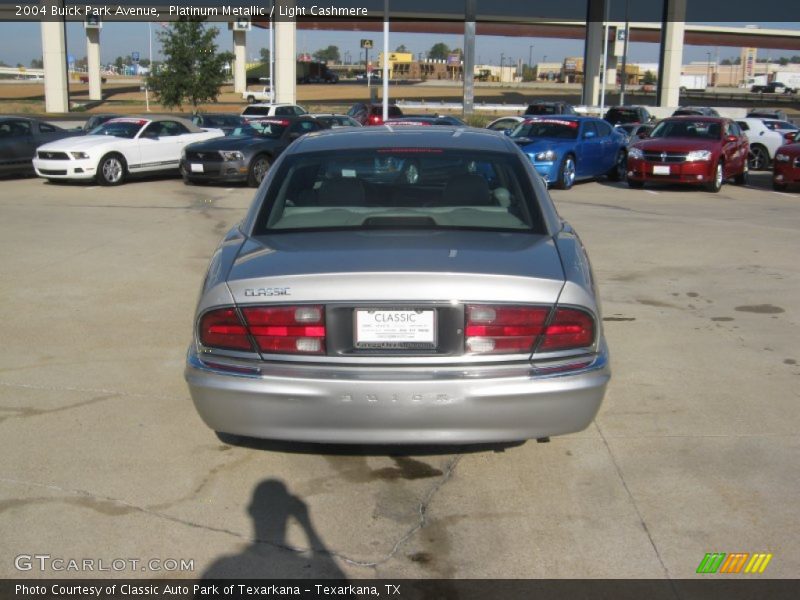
[
  {"left": 643, "top": 70, "right": 657, "bottom": 85},
  {"left": 147, "top": 21, "right": 232, "bottom": 113},
  {"left": 395, "top": 44, "right": 408, "bottom": 53},
  {"left": 30, "top": 57, "right": 44, "bottom": 69},
  {"left": 114, "top": 56, "right": 125, "bottom": 71},
  {"left": 428, "top": 43, "right": 450, "bottom": 60},
  {"left": 778, "top": 57, "right": 789, "bottom": 66},
  {"left": 259, "top": 48, "right": 271, "bottom": 63},
  {"left": 312, "top": 45, "right": 340, "bottom": 63},
  {"left": 720, "top": 58, "right": 733, "bottom": 66}
]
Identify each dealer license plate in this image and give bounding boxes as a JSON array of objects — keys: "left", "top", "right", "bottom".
[
  {"left": 355, "top": 309, "right": 436, "bottom": 349},
  {"left": 190, "top": 163, "right": 204, "bottom": 173},
  {"left": 653, "top": 165, "right": 670, "bottom": 175}
]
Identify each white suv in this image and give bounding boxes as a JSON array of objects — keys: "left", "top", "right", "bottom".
[
  {"left": 241, "top": 103, "right": 307, "bottom": 120},
  {"left": 736, "top": 118, "right": 789, "bottom": 170}
]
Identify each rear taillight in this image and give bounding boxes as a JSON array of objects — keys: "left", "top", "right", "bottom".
[
  {"left": 539, "top": 308, "right": 595, "bottom": 351},
  {"left": 199, "top": 305, "right": 326, "bottom": 355},
  {"left": 784, "top": 132, "right": 797, "bottom": 142},
  {"left": 199, "top": 308, "right": 253, "bottom": 352},
  {"left": 465, "top": 304, "right": 595, "bottom": 355},
  {"left": 368, "top": 114, "right": 383, "bottom": 126},
  {"left": 465, "top": 305, "right": 549, "bottom": 354},
  {"left": 242, "top": 305, "right": 326, "bottom": 355}
]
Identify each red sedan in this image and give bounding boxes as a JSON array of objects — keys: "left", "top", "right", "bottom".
[
  {"left": 773, "top": 142, "right": 800, "bottom": 191},
  {"left": 627, "top": 117, "right": 749, "bottom": 192}
]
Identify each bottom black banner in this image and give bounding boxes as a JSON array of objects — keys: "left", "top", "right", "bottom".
[{"left": 3, "top": 579, "right": 800, "bottom": 600}]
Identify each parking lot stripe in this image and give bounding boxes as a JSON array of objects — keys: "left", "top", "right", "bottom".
[
  {"left": 645, "top": 190, "right": 659, "bottom": 195},
  {"left": 771, "top": 191, "right": 798, "bottom": 198}
]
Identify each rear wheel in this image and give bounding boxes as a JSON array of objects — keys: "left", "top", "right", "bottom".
[
  {"left": 96, "top": 153, "right": 126, "bottom": 186},
  {"left": 706, "top": 161, "right": 723, "bottom": 193},
  {"left": 607, "top": 149, "right": 627, "bottom": 181},
  {"left": 773, "top": 181, "right": 788, "bottom": 191},
  {"left": 555, "top": 155, "right": 576, "bottom": 190},
  {"left": 748, "top": 145, "right": 770, "bottom": 171},
  {"left": 247, "top": 95, "right": 256, "bottom": 104},
  {"left": 247, "top": 154, "right": 271, "bottom": 187}
]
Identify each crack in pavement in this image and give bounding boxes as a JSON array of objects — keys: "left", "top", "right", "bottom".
[
  {"left": 593, "top": 420, "right": 680, "bottom": 597},
  {"left": 0, "top": 381, "right": 180, "bottom": 404},
  {"left": 0, "top": 454, "right": 463, "bottom": 571},
  {"left": 0, "top": 393, "right": 119, "bottom": 424}
]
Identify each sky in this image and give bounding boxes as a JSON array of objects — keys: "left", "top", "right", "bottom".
[{"left": 0, "top": 21, "right": 798, "bottom": 68}]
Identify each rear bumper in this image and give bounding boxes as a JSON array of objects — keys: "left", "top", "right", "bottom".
[{"left": 185, "top": 346, "right": 610, "bottom": 444}]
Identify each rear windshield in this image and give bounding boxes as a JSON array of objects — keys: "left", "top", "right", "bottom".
[
  {"left": 650, "top": 120, "right": 722, "bottom": 140},
  {"left": 253, "top": 149, "right": 545, "bottom": 234},
  {"left": 526, "top": 104, "right": 560, "bottom": 115},
  {"left": 510, "top": 120, "right": 579, "bottom": 140},
  {"left": 203, "top": 115, "right": 243, "bottom": 127},
  {"left": 606, "top": 109, "right": 640, "bottom": 123},
  {"left": 242, "top": 106, "right": 273, "bottom": 116}
]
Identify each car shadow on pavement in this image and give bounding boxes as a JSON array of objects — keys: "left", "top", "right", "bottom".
[
  {"left": 197, "top": 479, "right": 347, "bottom": 581},
  {"left": 215, "top": 432, "right": 525, "bottom": 457}
]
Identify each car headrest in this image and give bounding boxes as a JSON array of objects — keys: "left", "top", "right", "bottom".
[
  {"left": 442, "top": 173, "right": 491, "bottom": 206},
  {"left": 318, "top": 177, "right": 366, "bottom": 206}
]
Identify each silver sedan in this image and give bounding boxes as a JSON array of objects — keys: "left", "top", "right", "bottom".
[{"left": 185, "top": 127, "right": 610, "bottom": 444}]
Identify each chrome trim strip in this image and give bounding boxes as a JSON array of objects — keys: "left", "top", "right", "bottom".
[{"left": 186, "top": 345, "right": 609, "bottom": 382}]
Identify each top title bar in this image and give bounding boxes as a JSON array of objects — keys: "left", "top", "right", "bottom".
[{"left": 1, "top": 0, "right": 799, "bottom": 22}]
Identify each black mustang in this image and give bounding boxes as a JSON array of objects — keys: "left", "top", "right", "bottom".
[{"left": 180, "top": 115, "right": 327, "bottom": 187}]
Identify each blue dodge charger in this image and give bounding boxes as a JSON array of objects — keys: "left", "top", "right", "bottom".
[{"left": 509, "top": 116, "right": 627, "bottom": 189}]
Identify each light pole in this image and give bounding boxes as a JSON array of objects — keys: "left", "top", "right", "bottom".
[
  {"left": 707, "top": 52, "right": 712, "bottom": 86},
  {"left": 528, "top": 45, "right": 534, "bottom": 80}
]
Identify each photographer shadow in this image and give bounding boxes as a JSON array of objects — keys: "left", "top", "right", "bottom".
[{"left": 199, "top": 479, "right": 346, "bottom": 581}]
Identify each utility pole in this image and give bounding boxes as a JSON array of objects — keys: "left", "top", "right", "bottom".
[{"left": 620, "top": 0, "right": 630, "bottom": 105}]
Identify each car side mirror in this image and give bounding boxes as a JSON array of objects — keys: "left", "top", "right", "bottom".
[{"left": 503, "top": 129, "right": 512, "bottom": 136}]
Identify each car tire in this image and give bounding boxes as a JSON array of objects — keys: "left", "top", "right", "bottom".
[
  {"left": 247, "top": 96, "right": 256, "bottom": 104},
  {"left": 773, "top": 181, "right": 788, "bottom": 191},
  {"left": 607, "top": 149, "right": 627, "bottom": 181},
  {"left": 706, "top": 161, "right": 723, "bottom": 193},
  {"left": 748, "top": 145, "right": 770, "bottom": 171},
  {"left": 247, "top": 154, "right": 271, "bottom": 187},
  {"left": 96, "top": 153, "right": 126, "bottom": 186},
  {"left": 555, "top": 154, "right": 576, "bottom": 190},
  {"left": 733, "top": 163, "right": 748, "bottom": 186},
  {"left": 627, "top": 179, "right": 644, "bottom": 189}
]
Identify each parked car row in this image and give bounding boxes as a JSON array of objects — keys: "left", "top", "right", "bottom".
[{"left": 4, "top": 106, "right": 799, "bottom": 194}]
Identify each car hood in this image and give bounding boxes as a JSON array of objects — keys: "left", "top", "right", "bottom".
[
  {"left": 37, "top": 134, "right": 124, "bottom": 151},
  {"left": 223, "top": 230, "right": 566, "bottom": 305},
  {"left": 633, "top": 138, "right": 720, "bottom": 152},
  {"left": 186, "top": 136, "right": 280, "bottom": 151}
]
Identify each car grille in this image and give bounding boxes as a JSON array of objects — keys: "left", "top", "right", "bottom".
[
  {"left": 38, "top": 169, "right": 67, "bottom": 175},
  {"left": 185, "top": 150, "right": 222, "bottom": 163},
  {"left": 642, "top": 151, "right": 686, "bottom": 163},
  {"left": 37, "top": 151, "right": 70, "bottom": 160}
]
